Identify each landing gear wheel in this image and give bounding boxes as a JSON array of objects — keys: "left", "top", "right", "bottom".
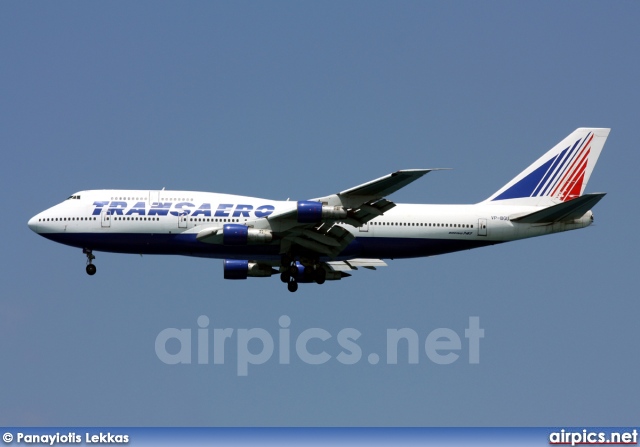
[
  {"left": 84, "top": 249, "right": 96, "bottom": 276},
  {"left": 287, "top": 280, "right": 299, "bottom": 293},
  {"left": 280, "top": 272, "right": 290, "bottom": 283}
]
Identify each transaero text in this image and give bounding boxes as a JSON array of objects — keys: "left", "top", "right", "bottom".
[{"left": 92, "top": 201, "right": 275, "bottom": 218}]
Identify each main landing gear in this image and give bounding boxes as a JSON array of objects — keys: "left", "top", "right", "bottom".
[
  {"left": 84, "top": 248, "right": 96, "bottom": 276},
  {"left": 287, "top": 279, "right": 298, "bottom": 293},
  {"left": 279, "top": 255, "right": 327, "bottom": 293},
  {"left": 280, "top": 272, "right": 299, "bottom": 292},
  {"left": 280, "top": 255, "right": 298, "bottom": 292}
]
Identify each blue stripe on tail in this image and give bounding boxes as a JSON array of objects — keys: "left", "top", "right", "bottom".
[{"left": 492, "top": 157, "right": 555, "bottom": 200}]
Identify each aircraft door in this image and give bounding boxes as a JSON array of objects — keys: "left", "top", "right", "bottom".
[
  {"left": 358, "top": 222, "right": 369, "bottom": 232},
  {"left": 178, "top": 214, "right": 187, "bottom": 228},
  {"left": 101, "top": 210, "right": 112, "bottom": 228},
  {"left": 478, "top": 218, "right": 487, "bottom": 236}
]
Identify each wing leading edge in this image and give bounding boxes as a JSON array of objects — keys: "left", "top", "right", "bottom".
[
  {"left": 338, "top": 169, "right": 435, "bottom": 197},
  {"left": 317, "top": 169, "right": 447, "bottom": 208}
]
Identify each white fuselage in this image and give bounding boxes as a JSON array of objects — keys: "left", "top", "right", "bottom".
[{"left": 28, "top": 189, "right": 592, "bottom": 261}]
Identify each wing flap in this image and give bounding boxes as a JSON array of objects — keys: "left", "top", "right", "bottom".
[
  {"left": 288, "top": 236, "right": 337, "bottom": 256},
  {"left": 341, "top": 198, "right": 396, "bottom": 227},
  {"left": 301, "top": 229, "right": 343, "bottom": 247},
  {"left": 283, "top": 224, "right": 355, "bottom": 257},
  {"left": 327, "top": 258, "right": 388, "bottom": 271}
]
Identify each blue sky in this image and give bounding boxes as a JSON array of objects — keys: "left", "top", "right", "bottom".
[{"left": 2, "top": 1, "right": 639, "bottom": 426}]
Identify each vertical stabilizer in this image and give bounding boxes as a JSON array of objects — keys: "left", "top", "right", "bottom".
[{"left": 483, "top": 128, "right": 610, "bottom": 206}]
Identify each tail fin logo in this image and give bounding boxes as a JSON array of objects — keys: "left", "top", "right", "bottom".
[{"left": 493, "top": 132, "right": 593, "bottom": 202}]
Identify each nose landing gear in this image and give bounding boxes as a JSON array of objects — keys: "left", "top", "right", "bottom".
[{"left": 84, "top": 248, "right": 96, "bottom": 276}]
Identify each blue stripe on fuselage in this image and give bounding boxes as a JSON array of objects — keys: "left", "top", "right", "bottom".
[{"left": 40, "top": 232, "right": 499, "bottom": 261}]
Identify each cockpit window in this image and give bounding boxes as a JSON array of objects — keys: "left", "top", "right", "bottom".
[{"left": 66, "top": 195, "right": 81, "bottom": 200}]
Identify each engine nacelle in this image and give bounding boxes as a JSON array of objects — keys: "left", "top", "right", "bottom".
[
  {"left": 223, "top": 260, "right": 275, "bottom": 279},
  {"left": 297, "top": 201, "right": 347, "bottom": 223},
  {"left": 222, "top": 224, "right": 273, "bottom": 245},
  {"left": 223, "top": 259, "right": 249, "bottom": 279}
]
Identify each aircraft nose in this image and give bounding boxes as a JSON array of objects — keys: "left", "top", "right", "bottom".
[{"left": 28, "top": 215, "right": 40, "bottom": 233}]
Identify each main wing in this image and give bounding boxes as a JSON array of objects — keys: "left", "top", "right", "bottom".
[
  {"left": 317, "top": 169, "right": 438, "bottom": 225},
  {"left": 269, "top": 169, "right": 442, "bottom": 257}
]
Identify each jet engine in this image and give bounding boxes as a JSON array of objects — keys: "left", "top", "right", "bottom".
[
  {"left": 222, "top": 224, "right": 273, "bottom": 245},
  {"left": 223, "top": 260, "right": 277, "bottom": 279},
  {"left": 297, "top": 201, "right": 347, "bottom": 223}
]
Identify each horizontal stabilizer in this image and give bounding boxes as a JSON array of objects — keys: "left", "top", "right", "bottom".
[{"left": 510, "top": 193, "right": 606, "bottom": 223}]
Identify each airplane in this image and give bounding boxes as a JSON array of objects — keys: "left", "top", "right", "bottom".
[{"left": 28, "top": 128, "right": 609, "bottom": 292}]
